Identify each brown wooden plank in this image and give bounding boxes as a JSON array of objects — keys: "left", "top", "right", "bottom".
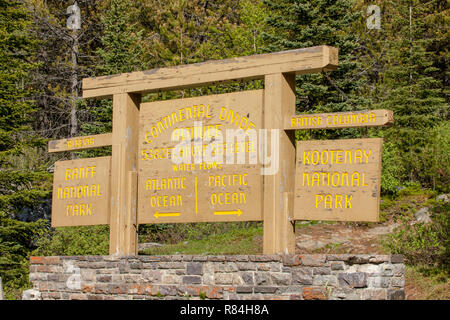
[
  {"left": 109, "top": 93, "right": 140, "bottom": 256},
  {"left": 262, "top": 73, "right": 296, "bottom": 255},
  {"left": 285, "top": 109, "right": 393, "bottom": 130},
  {"left": 51, "top": 156, "right": 111, "bottom": 227},
  {"left": 293, "top": 138, "right": 382, "bottom": 222},
  {"left": 48, "top": 133, "right": 112, "bottom": 153},
  {"left": 137, "top": 90, "right": 264, "bottom": 224},
  {"left": 82, "top": 46, "right": 338, "bottom": 99},
  {"left": 124, "top": 171, "right": 138, "bottom": 254}
]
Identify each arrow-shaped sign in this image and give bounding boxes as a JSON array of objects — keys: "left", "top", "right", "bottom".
[
  {"left": 213, "top": 209, "right": 243, "bottom": 216},
  {"left": 154, "top": 212, "right": 180, "bottom": 219}
]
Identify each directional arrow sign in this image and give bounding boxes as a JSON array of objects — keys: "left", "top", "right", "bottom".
[
  {"left": 213, "top": 209, "right": 243, "bottom": 216},
  {"left": 154, "top": 212, "right": 180, "bottom": 219}
]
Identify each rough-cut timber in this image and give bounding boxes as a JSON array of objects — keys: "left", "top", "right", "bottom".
[
  {"left": 82, "top": 46, "right": 338, "bottom": 99},
  {"left": 285, "top": 109, "right": 394, "bottom": 130},
  {"left": 48, "top": 133, "right": 112, "bottom": 153}
]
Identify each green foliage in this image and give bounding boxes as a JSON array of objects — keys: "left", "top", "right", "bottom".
[
  {"left": 0, "top": 213, "right": 47, "bottom": 299},
  {"left": 33, "top": 224, "right": 109, "bottom": 256},
  {"left": 372, "top": 1, "right": 448, "bottom": 187},
  {"left": 139, "top": 221, "right": 261, "bottom": 244},
  {"left": 0, "top": 0, "right": 37, "bottom": 146},
  {"left": 380, "top": 140, "right": 404, "bottom": 195},
  {"left": 141, "top": 225, "right": 263, "bottom": 255},
  {"left": 263, "top": 0, "right": 369, "bottom": 141},
  {"left": 384, "top": 201, "right": 449, "bottom": 271},
  {"left": 0, "top": 0, "right": 51, "bottom": 217},
  {"left": 407, "top": 121, "right": 450, "bottom": 192},
  {"left": 81, "top": 0, "right": 147, "bottom": 138}
]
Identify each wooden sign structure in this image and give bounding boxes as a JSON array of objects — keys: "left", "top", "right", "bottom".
[
  {"left": 138, "top": 90, "right": 263, "bottom": 224},
  {"left": 294, "top": 138, "right": 382, "bottom": 222},
  {"left": 51, "top": 156, "right": 110, "bottom": 227},
  {"left": 48, "top": 45, "right": 393, "bottom": 256}
]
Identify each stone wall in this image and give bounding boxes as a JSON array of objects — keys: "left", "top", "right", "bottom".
[{"left": 26, "top": 254, "right": 405, "bottom": 300}]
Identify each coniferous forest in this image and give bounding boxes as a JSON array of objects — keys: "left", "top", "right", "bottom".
[{"left": 0, "top": 0, "right": 448, "bottom": 299}]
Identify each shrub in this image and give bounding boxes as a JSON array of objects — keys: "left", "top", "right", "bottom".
[
  {"left": 33, "top": 224, "right": 109, "bottom": 256},
  {"left": 384, "top": 201, "right": 449, "bottom": 272},
  {"left": 381, "top": 141, "right": 404, "bottom": 195},
  {"left": 0, "top": 213, "right": 47, "bottom": 299}
]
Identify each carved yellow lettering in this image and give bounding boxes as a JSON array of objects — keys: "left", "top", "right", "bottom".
[
  {"left": 302, "top": 172, "right": 309, "bottom": 186},
  {"left": 311, "top": 150, "right": 319, "bottom": 165},
  {"left": 335, "top": 194, "right": 343, "bottom": 208},
  {"left": 352, "top": 172, "right": 360, "bottom": 186},
  {"left": 315, "top": 194, "right": 323, "bottom": 208},
  {"left": 324, "top": 194, "right": 332, "bottom": 208},
  {"left": 345, "top": 195, "right": 352, "bottom": 208}
]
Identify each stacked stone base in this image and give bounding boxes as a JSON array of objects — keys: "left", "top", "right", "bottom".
[{"left": 26, "top": 254, "right": 405, "bottom": 300}]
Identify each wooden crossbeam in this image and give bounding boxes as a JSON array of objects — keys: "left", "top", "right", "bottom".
[
  {"left": 285, "top": 109, "right": 393, "bottom": 130},
  {"left": 82, "top": 45, "right": 338, "bottom": 99},
  {"left": 48, "top": 133, "right": 112, "bottom": 153}
]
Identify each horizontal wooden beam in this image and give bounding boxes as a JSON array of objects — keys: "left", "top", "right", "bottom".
[
  {"left": 48, "top": 133, "right": 112, "bottom": 153},
  {"left": 82, "top": 45, "right": 338, "bottom": 99},
  {"left": 285, "top": 109, "right": 393, "bottom": 130}
]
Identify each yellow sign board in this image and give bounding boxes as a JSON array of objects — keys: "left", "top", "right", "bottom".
[
  {"left": 51, "top": 156, "right": 111, "bottom": 227},
  {"left": 48, "top": 133, "right": 112, "bottom": 153},
  {"left": 293, "top": 138, "right": 382, "bottom": 222},
  {"left": 285, "top": 109, "right": 393, "bottom": 130},
  {"left": 137, "top": 90, "right": 264, "bottom": 224}
]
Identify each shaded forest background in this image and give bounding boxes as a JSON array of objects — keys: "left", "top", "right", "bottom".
[{"left": 0, "top": 0, "right": 448, "bottom": 299}]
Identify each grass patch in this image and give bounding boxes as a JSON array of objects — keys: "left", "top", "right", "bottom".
[
  {"left": 140, "top": 225, "right": 263, "bottom": 255},
  {"left": 406, "top": 266, "right": 450, "bottom": 300}
]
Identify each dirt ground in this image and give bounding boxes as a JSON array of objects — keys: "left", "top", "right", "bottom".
[{"left": 295, "top": 221, "right": 397, "bottom": 255}]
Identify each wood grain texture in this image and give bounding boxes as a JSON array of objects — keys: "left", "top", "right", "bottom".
[
  {"left": 109, "top": 93, "right": 140, "bottom": 256},
  {"left": 285, "top": 109, "right": 393, "bottom": 130},
  {"left": 48, "top": 133, "right": 112, "bottom": 153},
  {"left": 293, "top": 138, "right": 382, "bottom": 222},
  {"left": 262, "top": 73, "right": 296, "bottom": 255},
  {"left": 82, "top": 46, "right": 338, "bottom": 99},
  {"left": 137, "top": 90, "right": 263, "bottom": 224},
  {"left": 51, "top": 156, "right": 111, "bottom": 227}
]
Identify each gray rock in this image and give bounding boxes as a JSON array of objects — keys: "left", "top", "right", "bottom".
[
  {"left": 414, "top": 207, "right": 431, "bottom": 224},
  {"left": 388, "top": 289, "right": 405, "bottom": 300},
  {"left": 138, "top": 242, "right": 163, "bottom": 251},
  {"left": 182, "top": 276, "right": 201, "bottom": 284},
  {"left": 292, "top": 268, "right": 313, "bottom": 285},
  {"left": 186, "top": 262, "right": 202, "bottom": 275},
  {"left": 296, "top": 239, "right": 327, "bottom": 251},
  {"left": 338, "top": 272, "right": 367, "bottom": 288},
  {"left": 22, "top": 289, "right": 42, "bottom": 300},
  {"left": 436, "top": 194, "right": 449, "bottom": 203}
]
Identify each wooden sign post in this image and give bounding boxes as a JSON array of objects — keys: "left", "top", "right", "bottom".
[{"left": 48, "top": 45, "right": 394, "bottom": 256}]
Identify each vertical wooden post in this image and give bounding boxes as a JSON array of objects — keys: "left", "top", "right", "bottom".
[
  {"left": 263, "top": 73, "right": 296, "bottom": 254},
  {"left": 109, "top": 93, "right": 140, "bottom": 256}
]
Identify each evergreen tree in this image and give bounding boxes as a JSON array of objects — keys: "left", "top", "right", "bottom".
[
  {"left": 370, "top": 0, "right": 448, "bottom": 187},
  {"left": 0, "top": 0, "right": 51, "bottom": 299},
  {"left": 80, "top": 0, "right": 146, "bottom": 137},
  {"left": 262, "top": 0, "right": 368, "bottom": 140},
  {"left": 0, "top": 0, "right": 51, "bottom": 218}
]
